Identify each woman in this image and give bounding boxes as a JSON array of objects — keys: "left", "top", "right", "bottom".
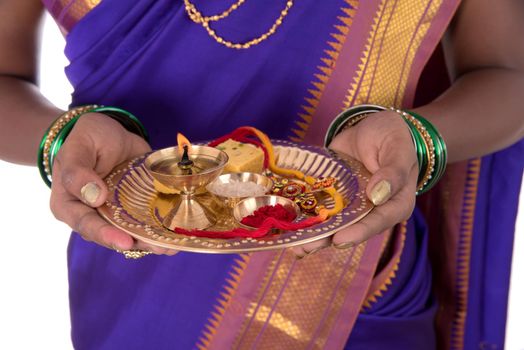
[{"left": 0, "top": 0, "right": 522, "bottom": 348}]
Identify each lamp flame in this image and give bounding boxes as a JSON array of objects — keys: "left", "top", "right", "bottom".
[{"left": 177, "top": 133, "right": 192, "bottom": 157}]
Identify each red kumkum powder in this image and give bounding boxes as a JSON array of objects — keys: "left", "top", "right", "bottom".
[{"left": 241, "top": 204, "right": 296, "bottom": 228}]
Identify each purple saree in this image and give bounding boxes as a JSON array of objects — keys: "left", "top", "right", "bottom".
[{"left": 42, "top": 1, "right": 523, "bottom": 349}]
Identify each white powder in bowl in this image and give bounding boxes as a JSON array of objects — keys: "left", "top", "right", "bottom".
[{"left": 209, "top": 180, "right": 267, "bottom": 198}]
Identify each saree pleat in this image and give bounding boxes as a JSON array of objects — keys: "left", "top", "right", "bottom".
[
  {"left": 363, "top": 210, "right": 433, "bottom": 318},
  {"left": 64, "top": 1, "right": 179, "bottom": 91}
]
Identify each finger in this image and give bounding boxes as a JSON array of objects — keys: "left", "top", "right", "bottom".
[
  {"left": 332, "top": 185, "right": 416, "bottom": 246},
  {"left": 127, "top": 133, "right": 152, "bottom": 157},
  {"left": 53, "top": 143, "right": 108, "bottom": 208},
  {"left": 51, "top": 189, "right": 177, "bottom": 255},
  {"left": 291, "top": 237, "right": 331, "bottom": 258},
  {"left": 366, "top": 148, "right": 418, "bottom": 206},
  {"left": 93, "top": 132, "right": 152, "bottom": 173},
  {"left": 163, "top": 249, "right": 179, "bottom": 256},
  {"left": 51, "top": 195, "right": 134, "bottom": 251},
  {"left": 328, "top": 127, "right": 360, "bottom": 159},
  {"left": 134, "top": 240, "right": 179, "bottom": 256}
]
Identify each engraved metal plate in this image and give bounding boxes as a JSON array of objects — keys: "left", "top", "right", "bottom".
[{"left": 98, "top": 140, "right": 374, "bottom": 253}]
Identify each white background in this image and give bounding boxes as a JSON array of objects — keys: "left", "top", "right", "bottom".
[{"left": 0, "top": 14, "right": 522, "bottom": 350}]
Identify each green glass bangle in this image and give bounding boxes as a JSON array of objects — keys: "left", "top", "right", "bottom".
[
  {"left": 37, "top": 123, "right": 54, "bottom": 187},
  {"left": 406, "top": 112, "right": 447, "bottom": 176},
  {"left": 325, "top": 104, "right": 447, "bottom": 195},
  {"left": 404, "top": 110, "right": 447, "bottom": 194},
  {"left": 49, "top": 107, "right": 150, "bottom": 176},
  {"left": 324, "top": 104, "right": 386, "bottom": 147},
  {"left": 325, "top": 104, "right": 432, "bottom": 195},
  {"left": 419, "top": 116, "right": 447, "bottom": 177},
  {"left": 38, "top": 105, "right": 149, "bottom": 188},
  {"left": 48, "top": 115, "right": 83, "bottom": 176},
  {"left": 37, "top": 105, "right": 100, "bottom": 188},
  {"left": 405, "top": 118, "right": 429, "bottom": 187},
  {"left": 91, "top": 106, "right": 149, "bottom": 142},
  {"left": 404, "top": 120, "right": 427, "bottom": 180},
  {"left": 390, "top": 108, "right": 437, "bottom": 194}
]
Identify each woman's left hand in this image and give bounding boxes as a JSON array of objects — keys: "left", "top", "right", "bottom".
[{"left": 292, "top": 110, "right": 419, "bottom": 258}]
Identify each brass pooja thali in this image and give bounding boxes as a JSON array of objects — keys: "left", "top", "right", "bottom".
[{"left": 98, "top": 140, "right": 374, "bottom": 253}]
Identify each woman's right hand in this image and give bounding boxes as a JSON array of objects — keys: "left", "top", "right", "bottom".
[{"left": 50, "top": 112, "right": 177, "bottom": 255}]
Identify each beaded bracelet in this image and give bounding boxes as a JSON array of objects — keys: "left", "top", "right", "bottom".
[
  {"left": 324, "top": 104, "right": 447, "bottom": 195},
  {"left": 38, "top": 105, "right": 148, "bottom": 188}
]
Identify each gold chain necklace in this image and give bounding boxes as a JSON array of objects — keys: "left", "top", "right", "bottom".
[
  {"left": 183, "top": 0, "right": 294, "bottom": 49},
  {"left": 185, "top": 0, "right": 246, "bottom": 23}
]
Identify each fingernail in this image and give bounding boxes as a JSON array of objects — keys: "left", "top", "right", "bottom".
[
  {"left": 295, "top": 246, "right": 324, "bottom": 260},
  {"left": 81, "top": 182, "right": 100, "bottom": 205},
  {"left": 333, "top": 241, "right": 355, "bottom": 250},
  {"left": 370, "top": 180, "right": 391, "bottom": 205},
  {"left": 305, "top": 246, "right": 324, "bottom": 257}
]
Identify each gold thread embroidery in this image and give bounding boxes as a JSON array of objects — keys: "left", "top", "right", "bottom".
[
  {"left": 48, "top": 0, "right": 101, "bottom": 35},
  {"left": 311, "top": 244, "right": 366, "bottom": 349},
  {"left": 231, "top": 245, "right": 368, "bottom": 349},
  {"left": 244, "top": 306, "right": 305, "bottom": 341},
  {"left": 64, "top": 0, "right": 102, "bottom": 26},
  {"left": 233, "top": 251, "right": 286, "bottom": 346},
  {"left": 344, "top": 0, "right": 443, "bottom": 108},
  {"left": 450, "top": 158, "right": 481, "bottom": 350},
  {"left": 392, "top": 0, "right": 442, "bottom": 106},
  {"left": 195, "top": 254, "right": 251, "bottom": 350},
  {"left": 349, "top": 0, "right": 392, "bottom": 106}
]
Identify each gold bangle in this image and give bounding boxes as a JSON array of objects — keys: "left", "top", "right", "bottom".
[
  {"left": 340, "top": 112, "right": 371, "bottom": 131},
  {"left": 41, "top": 105, "right": 99, "bottom": 178}
]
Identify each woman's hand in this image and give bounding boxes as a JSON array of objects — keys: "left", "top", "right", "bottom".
[
  {"left": 292, "top": 110, "right": 419, "bottom": 257},
  {"left": 50, "top": 112, "right": 177, "bottom": 255}
]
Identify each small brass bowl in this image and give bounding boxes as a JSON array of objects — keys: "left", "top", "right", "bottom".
[
  {"left": 207, "top": 172, "right": 273, "bottom": 208},
  {"left": 233, "top": 195, "right": 301, "bottom": 229}
]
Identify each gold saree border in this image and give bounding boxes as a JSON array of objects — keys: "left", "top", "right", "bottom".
[
  {"left": 232, "top": 245, "right": 369, "bottom": 349},
  {"left": 344, "top": 0, "right": 391, "bottom": 108},
  {"left": 195, "top": 254, "right": 251, "bottom": 350},
  {"left": 449, "top": 158, "right": 481, "bottom": 350},
  {"left": 345, "top": 0, "right": 444, "bottom": 108},
  {"left": 46, "top": 0, "right": 101, "bottom": 35},
  {"left": 295, "top": 0, "right": 452, "bottom": 147},
  {"left": 290, "top": 0, "right": 448, "bottom": 315}
]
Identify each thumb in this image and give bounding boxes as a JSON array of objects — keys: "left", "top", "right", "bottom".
[
  {"left": 366, "top": 164, "right": 412, "bottom": 206},
  {"left": 53, "top": 142, "right": 108, "bottom": 208},
  {"left": 365, "top": 131, "right": 418, "bottom": 206}
]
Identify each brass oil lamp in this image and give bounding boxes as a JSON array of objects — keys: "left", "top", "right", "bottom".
[{"left": 144, "top": 134, "right": 228, "bottom": 230}]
